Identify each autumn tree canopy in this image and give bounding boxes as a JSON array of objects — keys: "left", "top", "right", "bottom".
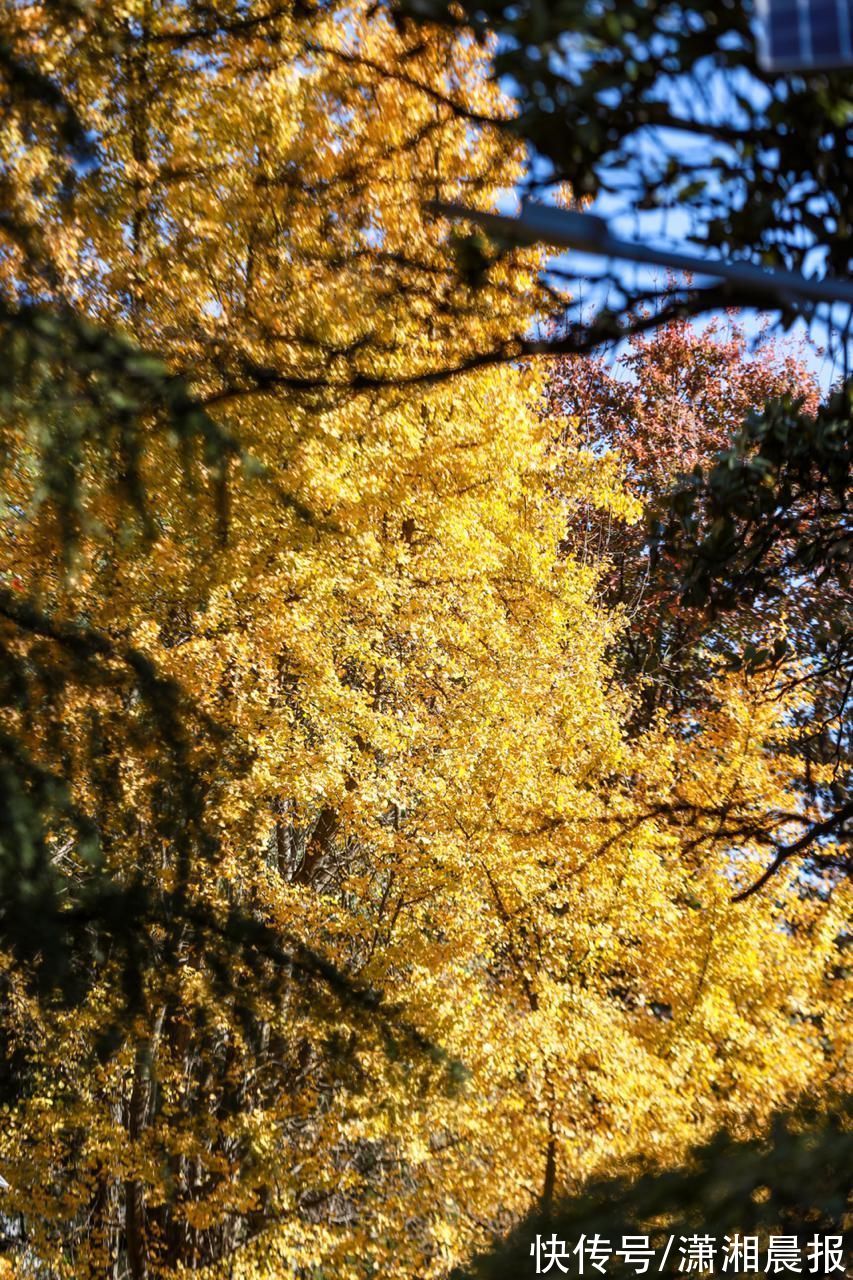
[
  {"left": 0, "top": 3, "right": 849, "bottom": 1279},
  {"left": 550, "top": 321, "right": 851, "bottom": 891}
]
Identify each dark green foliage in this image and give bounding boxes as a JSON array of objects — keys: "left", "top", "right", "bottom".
[
  {"left": 0, "top": 301, "right": 240, "bottom": 558},
  {"left": 0, "top": 11, "right": 96, "bottom": 176},
  {"left": 0, "top": 584, "right": 455, "bottom": 1083},
  {"left": 0, "top": 582, "right": 227, "bottom": 1003},
  {"left": 656, "top": 379, "right": 851, "bottom": 611},
  {"left": 396, "top": 0, "right": 853, "bottom": 332},
  {"left": 453, "top": 1102, "right": 852, "bottom": 1280},
  {"left": 0, "top": 292, "right": 244, "bottom": 1006},
  {"left": 651, "top": 381, "right": 851, "bottom": 892}
]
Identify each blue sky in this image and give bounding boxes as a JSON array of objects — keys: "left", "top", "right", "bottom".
[{"left": 489, "top": 24, "right": 852, "bottom": 397}]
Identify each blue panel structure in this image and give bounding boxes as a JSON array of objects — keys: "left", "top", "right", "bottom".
[{"left": 756, "top": 0, "right": 853, "bottom": 69}]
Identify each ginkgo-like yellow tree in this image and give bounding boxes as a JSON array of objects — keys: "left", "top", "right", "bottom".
[{"left": 0, "top": 3, "right": 848, "bottom": 1279}]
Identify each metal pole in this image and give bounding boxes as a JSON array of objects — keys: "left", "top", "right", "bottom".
[{"left": 429, "top": 199, "right": 853, "bottom": 310}]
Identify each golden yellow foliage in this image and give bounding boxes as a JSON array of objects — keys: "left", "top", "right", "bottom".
[{"left": 0, "top": 4, "right": 848, "bottom": 1279}]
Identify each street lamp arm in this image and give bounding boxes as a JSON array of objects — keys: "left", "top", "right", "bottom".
[{"left": 428, "top": 199, "right": 853, "bottom": 312}]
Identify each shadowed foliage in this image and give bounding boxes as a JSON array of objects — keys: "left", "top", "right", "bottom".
[{"left": 452, "top": 1101, "right": 852, "bottom": 1279}]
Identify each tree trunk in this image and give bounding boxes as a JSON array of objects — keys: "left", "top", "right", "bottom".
[{"left": 125, "top": 1005, "right": 166, "bottom": 1280}]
